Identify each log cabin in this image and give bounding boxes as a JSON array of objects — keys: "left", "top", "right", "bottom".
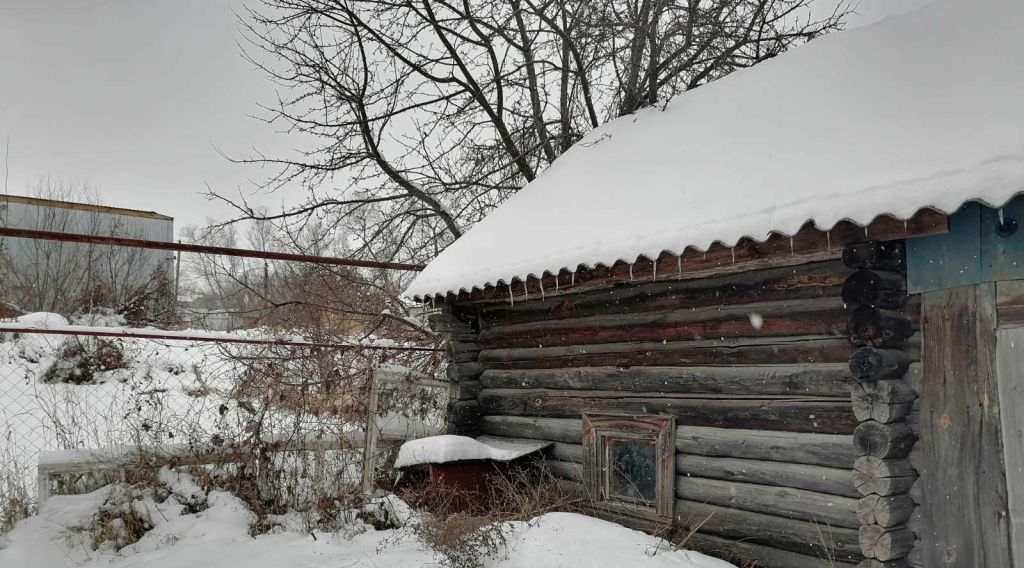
[{"left": 405, "top": 0, "right": 1024, "bottom": 566}]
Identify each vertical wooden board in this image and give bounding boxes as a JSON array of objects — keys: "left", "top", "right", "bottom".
[
  {"left": 996, "top": 326, "right": 1024, "bottom": 564},
  {"left": 919, "top": 284, "right": 1012, "bottom": 567}
]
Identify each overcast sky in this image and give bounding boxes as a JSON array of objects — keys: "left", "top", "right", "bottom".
[{"left": 0, "top": 0, "right": 933, "bottom": 237}]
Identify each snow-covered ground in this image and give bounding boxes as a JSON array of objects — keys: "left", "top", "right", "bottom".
[
  {"left": 0, "top": 469, "right": 735, "bottom": 568},
  {"left": 0, "top": 313, "right": 373, "bottom": 500}
]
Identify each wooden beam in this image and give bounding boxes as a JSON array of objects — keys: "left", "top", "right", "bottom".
[
  {"left": 479, "top": 389, "right": 857, "bottom": 434},
  {"left": 676, "top": 454, "right": 859, "bottom": 498},
  {"left": 919, "top": 284, "right": 1012, "bottom": 567},
  {"left": 480, "top": 364, "right": 856, "bottom": 397}
]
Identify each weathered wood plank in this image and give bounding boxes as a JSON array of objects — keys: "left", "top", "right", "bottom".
[
  {"left": 469, "top": 261, "right": 851, "bottom": 324},
  {"left": 689, "top": 532, "right": 860, "bottom": 568},
  {"left": 545, "top": 459, "right": 582, "bottom": 481},
  {"left": 675, "top": 476, "right": 859, "bottom": 528},
  {"left": 919, "top": 284, "right": 1012, "bottom": 568},
  {"left": 676, "top": 454, "right": 858, "bottom": 498},
  {"left": 446, "top": 361, "right": 484, "bottom": 381},
  {"left": 995, "top": 279, "right": 1024, "bottom": 326},
  {"left": 479, "top": 335, "right": 853, "bottom": 369},
  {"left": 480, "top": 416, "right": 859, "bottom": 466},
  {"left": 480, "top": 364, "right": 856, "bottom": 397},
  {"left": 995, "top": 326, "right": 1024, "bottom": 560},
  {"left": 478, "top": 297, "right": 847, "bottom": 348},
  {"left": 675, "top": 499, "right": 863, "bottom": 561},
  {"left": 479, "top": 415, "right": 583, "bottom": 443},
  {"left": 676, "top": 425, "right": 857, "bottom": 467},
  {"left": 479, "top": 388, "right": 857, "bottom": 434}
]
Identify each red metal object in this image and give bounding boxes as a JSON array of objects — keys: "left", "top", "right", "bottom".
[
  {"left": 0, "top": 325, "right": 440, "bottom": 352},
  {"left": 0, "top": 227, "right": 425, "bottom": 271}
]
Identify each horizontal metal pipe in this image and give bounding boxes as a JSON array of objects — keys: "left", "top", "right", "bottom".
[
  {"left": 0, "top": 227, "right": 424, "bottom": 271},
  {"left": 0, "top": 324, "right": 440, "bottom": 352}
]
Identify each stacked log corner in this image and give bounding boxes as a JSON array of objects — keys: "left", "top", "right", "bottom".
[
  {"left": 843, "top": 241, "right": 920, "bottom": 568},
  {"left": 428, "top": 307, "right": 483, "bottom": 437}
]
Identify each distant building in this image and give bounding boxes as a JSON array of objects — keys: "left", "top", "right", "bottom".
[{"left": 0, "top": 194, "right": 175, "bottom": 319}]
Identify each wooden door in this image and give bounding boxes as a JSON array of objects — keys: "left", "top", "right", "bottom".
[{"left": 996, "top": 325, "right": 1024, "bottom": 565}]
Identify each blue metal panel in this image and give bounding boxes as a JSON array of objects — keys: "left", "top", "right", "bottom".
[
  {"left": 907, "top": 195, "right": 1024, "bottom": 294},
  {"left": 981, "top": 195, "right": 1024, "bottom": 282},
  {"left": 907, "top": 203, "right": 982, "bottom": 294}
]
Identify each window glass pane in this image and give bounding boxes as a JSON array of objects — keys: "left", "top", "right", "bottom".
[{"left": 607, "top": 438, "right": 656, "bottom": 503}]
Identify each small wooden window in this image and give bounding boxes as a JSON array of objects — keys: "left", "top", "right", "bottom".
[{"left": 583, "top": 413, "right": 675, "bottom": 519}]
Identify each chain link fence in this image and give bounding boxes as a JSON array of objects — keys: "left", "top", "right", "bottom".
[{"left": 0, "top": 322, "right": 444, "bottom": 522}]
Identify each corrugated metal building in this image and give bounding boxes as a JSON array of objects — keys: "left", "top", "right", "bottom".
[{"left": 0, "top": 194, "right": 175, "bottom": 316}]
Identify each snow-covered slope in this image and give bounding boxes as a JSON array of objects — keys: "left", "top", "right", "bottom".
[
  {"left": 0, "top": 475, "right": 734, "bottom": 568},
  {"left": 407, "top": 0, "right": 1024, "bottom": 300}
]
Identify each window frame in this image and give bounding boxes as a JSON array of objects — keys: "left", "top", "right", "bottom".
[{"left": 582, "top": 413, "right": 675, "bottom": 519}]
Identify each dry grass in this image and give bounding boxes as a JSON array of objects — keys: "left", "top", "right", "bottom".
[{"left": 394, "top": 462, "right": 583, "bottom": 568}]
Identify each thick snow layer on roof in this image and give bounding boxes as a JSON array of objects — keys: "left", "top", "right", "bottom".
[
  {"left": 407, "top": 0, "right": 1024, "bottom": 300},
  {"left": 393, "top": 435, "right": 550, "bottom": 468}
]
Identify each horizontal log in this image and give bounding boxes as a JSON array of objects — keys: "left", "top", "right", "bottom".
[
  {"left": 428, "top": 312, "right": 477, "bottom": 336},
  {"left": 544, "top": 459, "right": 582, "bottom": 481},
  {"left": 448, "top": 400, "right": 481, "bottom": 436},
  {"left": 843, "top": 241, "right": 906, "bottom": 272},
  {"left": 480, "top": 364, "right": 856, "bottom": 397},
  {"left": 479, "top": 388, "right": 857, "bottom": 434},
  {"left": 862, "top": 556, "right": 904, "bottom": 568},
  {"left": 689, "top": 532, "right": 860, "bottom": 568},
  {"left": 848, "top": 307, "right": 915, "bottom": 348},
  {"left": 675, "top": 476, "right": 859, "bottom": 528},
  {"left": 858, "top": 494, "right": 916, "bottom": 528},
  {"left": 677, "top": 454, "right": 858, "bottom": 498},
  {"left": 852, "top": 380, "right": 917, "bottom": 424},
  {"left": 842, "top": 269, "right": 908, "bottom": 309},
  {"left": 854, "top": 421, "right": 915, "bottom": 459},
  {"left": 479, "top": 416, "right": 583, "bottom": 443},
  {"left": 480, "top": 416, "right": 859, "bottom": 467},
  {"left": 675, "top": 500, "right": 863, "bottom": 561},
  {"left": 860, "top": 524, "right": 915, "bottom": 561},
  {"left": 469, "top": 261, "right": 851, "bottom": 325},
  {"left": 478, "top": 297, "right": 847, "bottom": 348},
  {"left": 445, "top": 342, "right": 481, "bottom": 363},
  {"left": 479, "top": 335, "right": 853, "bottom": 369},
  {"left": 906, "top": 546, "right": 922, "bottom": 568},
  {"left": 853, "top": 457, "right": 917, "bottom": 496},
  {"left": 850, "top": 348, "right": 911, "bottom": 381},
  {"left": 451, "top": 380, "right": 482, "bottom": 401},
  {"left": 548, "top": 442, "right": 583, "bottom": 463},
  {"left": 677, "top": 425, "right": 857, "bottom": 467},
  {"left": 446, "top": 361, "right": 484, "bottom": 381}
]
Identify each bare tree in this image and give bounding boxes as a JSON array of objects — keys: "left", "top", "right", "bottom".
[
  {"left": 0, "top": 179, "right": 173, "bottom": 323},
  {"left": 221, "top": 0, "right": 850, "bottom": 267}
]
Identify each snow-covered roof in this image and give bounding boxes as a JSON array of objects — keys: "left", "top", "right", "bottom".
[
  {"left": 393, "top": 435, "right": 550, "bottom": 468},
  {"left": 407, "top": 0, "right": 1024, "bottom": 301}
]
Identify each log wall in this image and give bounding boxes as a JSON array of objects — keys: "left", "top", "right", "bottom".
[
  {"left": 842, "top": 241, "right": 922, "bottom": 568},
  {"left": 443, "top": 259, "right": 871, "bottom": 567}
]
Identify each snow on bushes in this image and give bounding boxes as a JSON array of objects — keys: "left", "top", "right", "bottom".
[{"left": 0, "top": 468, "right": 736, "bottom": 568}]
